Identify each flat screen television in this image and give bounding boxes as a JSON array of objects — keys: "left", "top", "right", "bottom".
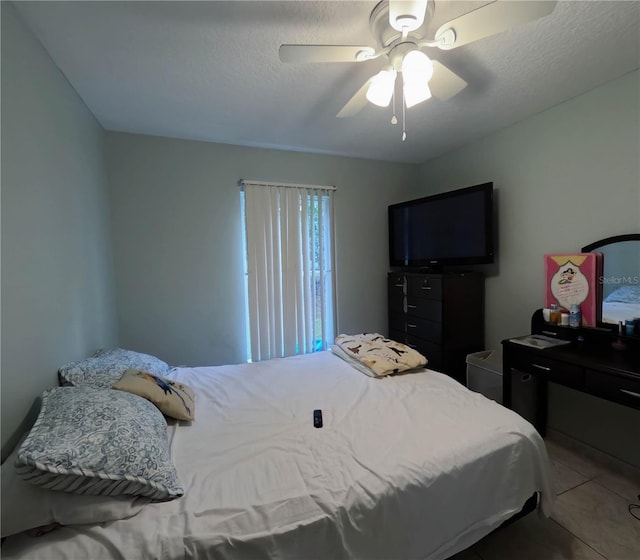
[{"left": 388, "top": 182, "right": 494, "bottom": 268}]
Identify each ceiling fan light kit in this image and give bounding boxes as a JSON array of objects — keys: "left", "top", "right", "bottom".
[
  {"left": 279, "top": 0, "right": 558, "bottom": 139},
  {"left": 402, "top": 50, "right": 434, "bottom": 109},
  {"left": 403, "top": 82, "right": 432, "bottom": 109},
  {"left": 366, "top": 69, "right": 397, "bottom": 107},
  {"left": 401, "top": 50, "right": 433, "bottom": 80}
]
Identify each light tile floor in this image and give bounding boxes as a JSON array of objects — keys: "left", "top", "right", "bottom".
[{"left": 448, "top": 431, "right": 640, "bottom": 560}]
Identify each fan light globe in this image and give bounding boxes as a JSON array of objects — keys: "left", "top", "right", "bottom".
[
  {"left": 366, "top": 69, "right": 397, "bottom": 107},
  {"left": 403, "top": 82, "right": 432, "bottom": 108},
  {"left": 402, "top": 50, "right": 433, "bottom": 108},
  {"left": 402, "top": 50, "right": 434, "bottom": 81}
]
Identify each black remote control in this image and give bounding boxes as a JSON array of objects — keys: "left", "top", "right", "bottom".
[{"left": 313, "top": 409, "right": 323, "bottom": 428}]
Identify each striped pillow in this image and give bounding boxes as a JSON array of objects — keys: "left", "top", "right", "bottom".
[{"left": 15, "top": 387, "right": 183, "bottom": 501}]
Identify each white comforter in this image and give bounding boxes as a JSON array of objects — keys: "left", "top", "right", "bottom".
[{"left": 3, "top": 351, "right": 553, "bottom": 560}]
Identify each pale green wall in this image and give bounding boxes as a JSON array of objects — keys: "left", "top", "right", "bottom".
[
  {"left": 416, "top": 70, "right": 640, "bottom": 466},
  {"left": 105, "top": 132, "right": 417, "bottom": 366},
  {"left": 1, "top": 3, "right": 118, "bottom": 451},
  {"left": 416, "top": 70, "right": 639, "bottom": 348}
]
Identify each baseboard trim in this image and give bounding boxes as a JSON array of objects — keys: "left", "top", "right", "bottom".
[{"left": 546, "top": 427, "right": 640, "bottom": 473}]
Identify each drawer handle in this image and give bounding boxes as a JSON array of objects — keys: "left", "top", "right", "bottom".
[
  {"left": 407, "top": 304, "right": 417, "bottom": 309},
  {"left": 407, "top": 323, "right": 417, "bottom": 328},
  {"left": 532, "top": 363, "right": 551, "bottom": 372},
  {"left": 394, "top": 283, "right": 404, "bottom": 288},
  {"left": 620, "top": 389, "right": 640, "bottom": 399},
  {"left": 421, "top": 286, "right": 432, "bottom": 290}
]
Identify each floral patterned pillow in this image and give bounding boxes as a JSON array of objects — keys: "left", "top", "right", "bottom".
[
  {"left": 58, "top": 348, "right": 170, "bottom": 388},
  {"left": 15, "top": 387, "right": 183, "bottom": 501}
]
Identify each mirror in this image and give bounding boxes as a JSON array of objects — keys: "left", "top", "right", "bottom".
[{"left": 582, "top": 234, "right": 640, "bottom": 331}]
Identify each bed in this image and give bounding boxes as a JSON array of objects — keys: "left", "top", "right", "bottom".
[{"left": 2, "top": 347, "right": 553, "bottom": 560}]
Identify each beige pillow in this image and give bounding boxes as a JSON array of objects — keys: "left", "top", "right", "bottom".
[{"left": 113, "top": 369, "right": 195, "bottom": 421}]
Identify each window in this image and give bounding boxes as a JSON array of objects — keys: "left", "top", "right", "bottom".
[{"left": 241, "top": 181, "right": 336, "bottom": 362}]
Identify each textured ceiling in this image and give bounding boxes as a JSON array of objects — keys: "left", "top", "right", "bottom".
[{"left": 13, "top": 1, "right": 640, "bottom": 164}]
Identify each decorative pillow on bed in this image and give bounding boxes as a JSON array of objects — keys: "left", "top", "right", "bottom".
[
  {"left": 1, "top": 438, "right": 151, "bottom": 538},
  {"left": 334, "top": 333, "right": 427, "bottom": 377},
  {"left": 113, "top": 369, "right": 195, "bottom": 421},
  {"left": 58, "top": 347, "right": 170, "bottom": 388},
  {"left": 15, "top": 387, "right": 183, "bottom": 501}
]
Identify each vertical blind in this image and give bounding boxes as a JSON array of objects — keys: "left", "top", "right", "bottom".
[{"left": 241, "top": 180, "right": 336, "bottom": 362}]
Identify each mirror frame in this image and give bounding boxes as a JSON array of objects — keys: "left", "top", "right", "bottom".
[{"left": 582, "top": 233, "right": 640, "bottom": 336}]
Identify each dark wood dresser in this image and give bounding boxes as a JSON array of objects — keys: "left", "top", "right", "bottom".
[{"left": 388, "top": 271, "right": 484, "bottom": 383}]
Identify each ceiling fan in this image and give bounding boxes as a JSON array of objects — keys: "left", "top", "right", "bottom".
[{"left": 279, "top": 0, "right": 557, "bottom": 130}]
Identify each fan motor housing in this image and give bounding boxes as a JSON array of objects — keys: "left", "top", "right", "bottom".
[{"left": 369, "top": 0, "right": 436, "bottom": 49}]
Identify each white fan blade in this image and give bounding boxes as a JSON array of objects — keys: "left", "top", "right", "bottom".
[
  {"left": 434, "top": 1, "right": 557, "bottom": 50},
  {"left": 430, "top": 61, "right": 467, "bottom": 100},
  {"left": 279, "top": 45, "right": 375, "bottom": 63},
  {"left": 336, "top": 79, "right": 373, "bottom": 118}
]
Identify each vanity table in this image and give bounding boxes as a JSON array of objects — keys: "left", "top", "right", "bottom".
[
  {"left": 502, "top": 311, "right": 640, "bottom": 435},
  {"left": 502, "top": 233, "right": 640, "bottom": 436}
]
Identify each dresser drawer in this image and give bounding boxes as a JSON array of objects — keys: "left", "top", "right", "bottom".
[
  {"left": 408, "top": 276, "right": 442, "bottom": 300},
  {"left": 389, "top": 273, "right": 406, "bottom": 288},
  {"left": 585, "top": 370, "right": 640, "bottom": 409},
  {"left": 510, "top": 352, "right": 584, "bottom": 389},
  {"left": 389, "top": 312, "right": 406, "bottom": 334},
  {"left": 406, "top": 297, "right": 442, "bottom": 322},
  {"left": 406, "top": 335, "right": 441, "bottom": 368},
  {"left": 389, "top": 294, "right": 405, "bottom": 314},
  {"left": 405, "top": 316, "right": 442, "bottom": 344},
  {"left": 389, "top": 328, "right": 407, "bottom": 346},
  {"left": 388, "top": 275, "right": 406, "bottom": 312}
]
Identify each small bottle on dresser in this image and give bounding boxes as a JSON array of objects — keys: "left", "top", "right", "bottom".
[
  {"left": 569, "top": 304, "right": 581, "bottom": 328},
  {"left": 611, "top": 321, "right": 627, "bottom": 351}
]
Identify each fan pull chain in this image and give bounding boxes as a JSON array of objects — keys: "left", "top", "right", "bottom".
[
  {"left": 391, "top": 87, "right": 398, "bottom": 125},
  {"left": 402, "top": 94, "right": 407, "bottom": 141}
]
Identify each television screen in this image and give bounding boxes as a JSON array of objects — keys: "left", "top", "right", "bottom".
[{"left": 389, "top": 183, "right": 494, "bottom": 268}]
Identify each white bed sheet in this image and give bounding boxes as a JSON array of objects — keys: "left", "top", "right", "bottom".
[{"left": 3, "top": 351, "right": 553, "bottom": 560}]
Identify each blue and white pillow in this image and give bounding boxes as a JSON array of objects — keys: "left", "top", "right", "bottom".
[
  {"left": 58, "top": 348, "right": 170, "bottom": 388},
  {"left": 15, "top": 387, "right": 183, "bottom": 501}
]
